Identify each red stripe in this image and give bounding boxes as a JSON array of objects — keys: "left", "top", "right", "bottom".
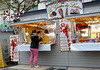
[
  {"left": 79, "top": 40, "right": 88, "bottom": 42},
  {"left": 76, "top": 24, "right": 88, "bottom": 27}
]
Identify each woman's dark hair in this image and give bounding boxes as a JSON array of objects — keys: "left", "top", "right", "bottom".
[
  {"left": 32, "top": 30, "right": 36, "bottom": 33},
  {"left": 37, "top": 31, "right": 41, "bottom": 34}
]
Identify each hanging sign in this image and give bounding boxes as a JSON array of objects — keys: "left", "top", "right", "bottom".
[
  {"left": 60, "top": 19, "right": 71, "bottom": 51},
  {"left": 10, "top": 35, "right": 19, "bottom": 61},
  {"left": 46, "top": 1, "right": 83, "bottom": 19}
]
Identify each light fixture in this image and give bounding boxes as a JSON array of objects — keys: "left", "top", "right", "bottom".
[
  {"left": 26, "top": 33, "right": 29, "bottom": 36},
  {"left": 26, "top": 28, "right": 29, "bottom": 36},
  {"left": 85, "top": 20, "right": 100, "bottom": 24}
]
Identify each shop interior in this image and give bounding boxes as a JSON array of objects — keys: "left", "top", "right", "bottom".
[
  {"left": 13, "top": 21, "right": 56, "bottom": 45},
  {"left": 68, "top": 15, "right": 100, "bottom": 43}
]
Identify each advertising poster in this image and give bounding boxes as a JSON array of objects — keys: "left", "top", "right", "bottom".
[
  {"left": 46, "top": 0, "right": 83, "bottom": 19},
  {"left": 10, "top": 35, "right": 19, "bottom": 61},
  {"left": 60, "top": 19, "right": 71, "bottom": 51}
]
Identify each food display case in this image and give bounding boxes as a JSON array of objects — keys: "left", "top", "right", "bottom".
[
  {"left": 11, "top": 21, "right": 56, "bottom": 51},
  {"left": 68, "top": 15, "right": 100, "bottom": 43},
  {"left": 67, "top": 15, "right": 100, "bottom": 51}
]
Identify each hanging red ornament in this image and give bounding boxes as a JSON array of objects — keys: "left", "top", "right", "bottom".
[
  {"left": 21, "top": 10, "right": 24, "bottom": 15},
  {"left": 60, "top": 30, "right": 62, "bottom": 32},
  {"left": 63, "top": 29, "right": 65, "bottom": 33},
  {"left": 19, "top": 11, "right": 21, "bottom": 14},
  {"left": 69, "top": 47, "right": 71, "bottom": 51},
  {"left": 11, "top": 16, "right": 13, "bottom": 19},
  {"left": 67, "top": 39, "right": 70, "bottom": 42},
  {"left": 4, "top": 13, "right": 6, "bottom": 15},
  {"left": 63, "top": 23, "right": 65, "bottom": 26},
  {"left": 66, "top": 24, "right": 69, "bottom": 28},
  {"left": 3, "top": 12, "right": 7, "bottom": 21},
  {"left": 21, "top": 10, "right": 24, "bottom": 11},
  {"left": 65, "top": 32, "right": 69, "bottom": 38},
  {"left": 67, "top": 35, "right": 69, "bottom": 38},
  {"left": 12, "top": 52, "right": 14, "bottom": 54},
  {"left": 8, "top": 13, "right": 10, "bottom": 16},
  {"left": 18, "top": 15, "right": 20, "bottom": 17},
  {"left": 61, "top": 24, "right": 63, "bottom": 27},
  {"left": 68, "top": 43, "right": 71, "bottom": 47},
  {"left": 65, "top": 32, "right": 68, "bottom": 36},
  {"left": 5, "top": 16, "right": 7, "bottom": 18},
  {"left": 3, "top": 17, "right": 5, "bottom": 20},
  {"left": 60, "top": 27, "right": 62, "bottom": 29}
]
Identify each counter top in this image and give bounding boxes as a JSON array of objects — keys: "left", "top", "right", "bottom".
[
  {"left": 70, "top": 43, "right": 100, "bottom": 51},
  {"left": 17, "top": 44, "right": 51, "bottom": 51}
]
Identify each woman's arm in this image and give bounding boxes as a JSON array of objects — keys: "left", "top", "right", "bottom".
[{"left": 34, "top": 36, "right": 42, "bottom": 42}]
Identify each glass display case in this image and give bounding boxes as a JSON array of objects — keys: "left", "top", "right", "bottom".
[
  {"left": 68, "top": 15, "right": 100, "bottom": 44},
  {"left": 13, "top": 21, "right": 56, "bottom": 45}
]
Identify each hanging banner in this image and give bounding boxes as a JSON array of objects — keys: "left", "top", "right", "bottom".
[
  {"left": 10, "top": 35, "right": 19, "bottom": 61},
  {"left": 60, "top": 19, "right": 71, "bottom": 51},
  {"left": 46, "top": 1, "right": 83, "bottom": 19}
]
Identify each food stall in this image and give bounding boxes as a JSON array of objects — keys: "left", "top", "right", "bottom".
[
  {"left": 9, "top": 12, "right": 100, "bottom": 67},
  {"left": 67, "top": 15, "right": 100, "bottom": 51},
  {"left": 10, "top": 19, "right": 56, "bottom": 61}
]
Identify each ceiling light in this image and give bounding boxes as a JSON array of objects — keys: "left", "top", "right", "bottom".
[{"left": 26, "top": 33, "right": 29, "bottom": 36}]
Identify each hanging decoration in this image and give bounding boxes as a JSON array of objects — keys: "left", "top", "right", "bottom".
[
  {"left": 3, "top": 12, "right": 14, "bottom": 21},
  {"left": 17, "top": 10, "right": 24, "bottom": 19},
  {"left": 3, "top": 10, "right": 24, "bottom": 22},
  {"left": 2, "top": 10, "right": 24, "bottom": 29},
  {"left": 60, "top": 19, "right": 71, "bottom": 51},
  {"left": 10, "top": 35, "right": 19, "bottom": 61}
]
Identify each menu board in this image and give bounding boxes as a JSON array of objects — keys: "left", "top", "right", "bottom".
[
  {"left": 10, "top": 35, "right": 19, "bottom": 61},
  {"left": 46, "top": 1, "right": 83, "bottom": 19},
  {"left": 60, "top": 19, "right": 71, "bottom": 51}
]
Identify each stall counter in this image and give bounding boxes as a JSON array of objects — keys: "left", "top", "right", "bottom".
[
  {"left": 17, "top": 44, "right": 51, "bottom": 51},
  {"left": 70, "top": 43, "right": 100, "bottom": 51}
]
